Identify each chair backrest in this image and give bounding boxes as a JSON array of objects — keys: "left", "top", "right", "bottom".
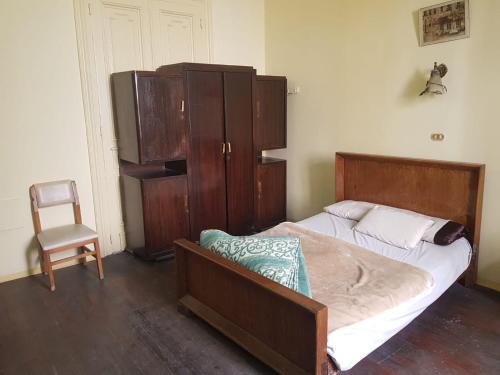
[
  {"left": 30, "top": 180, "right": 81, "bottom": 234},
  {"left": 30, "top": 180, "right": 79, "bottom": 210}
]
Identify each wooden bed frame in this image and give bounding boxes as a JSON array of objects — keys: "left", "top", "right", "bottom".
[{"left": 175, "top": 153, "right": 485, "bottom": 374}]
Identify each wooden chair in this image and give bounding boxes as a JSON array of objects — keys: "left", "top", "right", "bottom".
[{"left": 29, "top": 180, "right": 104, "bottom": 291}]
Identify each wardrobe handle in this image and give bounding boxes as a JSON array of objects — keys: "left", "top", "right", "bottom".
[
  {"left": 222, "top": 143, "right": 226, "bottom": 154},
  {"left": 184, "top": 194, "right": 189, "bottom": 213},
  {"left": 227, "top": 142, "right": 232, "bottom": 153},
  {"left": 181, "top": 100, "right": 185, "bottom": 112},
  {"left": 257, "top": 181, "right": 262, "bottom": 200},
  {"left": 256, "top": 101, "right": 261, "bottom": 119}
]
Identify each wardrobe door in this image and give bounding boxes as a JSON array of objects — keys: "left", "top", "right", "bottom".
[
  {"left": 187, "top": 71, "right": 227, "bottom": 239},
  {"left": 112, "top": 71, "right": 141, "bottom": 164},
  {"left": 135, "top": 73, "right": 170, "bottom": 163},
  {"left": 162, "top": 77, "right": 187, "bottom": 161},
  {"left": 112, "top": 72, "right": 187, "bottom": 163},
  {"left": 254, "top": 76, "right": 287, "bottom": 151},
  {"left": 223, "top": 71, "right": 254, "bottom": 235},
  {"left": 256, "top": 158, "right": 286, "bottom": 230}
]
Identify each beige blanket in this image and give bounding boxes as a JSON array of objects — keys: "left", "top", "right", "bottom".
[{"left": 261, "top": 222, "right": 435, "bottom": 332}]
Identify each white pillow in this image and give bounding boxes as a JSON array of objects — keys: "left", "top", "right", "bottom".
[
  {"left": 353, "top": 206, "right": 435, "bottom": 249},
  {"left": 323, "top": 200, "right": 375, "bottom": 221},
  {"left": 325, "top": 200, "right": 449, "bottom": 244}
]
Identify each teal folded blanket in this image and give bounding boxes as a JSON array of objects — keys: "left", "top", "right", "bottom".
[{"left": 200, "top": 230, "right": 312, "bottom": 298}]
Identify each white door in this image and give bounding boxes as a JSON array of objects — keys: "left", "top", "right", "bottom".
[
  {"left": 150, "top": 0, "right": 210, "bottom": 67},
  {"left": 74, "top": 0, "right": 210, "bottom": 256}
]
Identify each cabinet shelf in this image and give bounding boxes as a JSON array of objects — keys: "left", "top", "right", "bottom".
[
  {"left": 124, "top": 169, "right": 185, "bottom": 180},
  {"left": 258, "top": 156, "right": 286, "bottom": 165}
]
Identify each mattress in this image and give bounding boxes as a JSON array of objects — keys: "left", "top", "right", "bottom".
[{"left": 296, "top": 212, "right": 471, "bottom": 371}]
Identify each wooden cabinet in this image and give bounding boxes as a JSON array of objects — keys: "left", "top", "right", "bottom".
[
  {"left": 254, "top": 75, "right": 287, "bottom": 230},
  {"left": 160, "top": 64, "right": 255, "bottom": 239},
  {"left": 254, "top": 75, "right": 287, "bottom": 151},
  {"left": 256, "top": 158, "right": 286, "bottom": 230},
  {"left": 112, "top": 71, "right": 187, "bottom": 164},
  {"left": 112, "top": 63, "right": 287, "bottom": 256},
  {"left": 121, "top": 169, "right": 189, "bottom": 260}
]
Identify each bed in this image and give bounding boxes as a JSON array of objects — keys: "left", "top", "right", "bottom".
[
  {"left": 174, "top": 153, "right": 485, "bottom": 374},
  {"left": 296, "top": 212, "right": 471, "bottom": 370}
]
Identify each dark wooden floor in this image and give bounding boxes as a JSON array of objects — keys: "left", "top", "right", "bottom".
[{"left": 0, "top": 253, "right": 498, "bottom": 375}]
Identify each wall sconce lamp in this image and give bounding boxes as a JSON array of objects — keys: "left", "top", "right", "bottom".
[{"left": 420, "top": 62, "right": 448, "bottom": 95}]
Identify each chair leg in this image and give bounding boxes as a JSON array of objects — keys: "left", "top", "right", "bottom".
[
  {"left": 43, "top": 259, "right": 48, "bottom": 276},
  {"left": 39, "top": 247, "right": 48, "bottom": 275},
  {"left": 43, "top": 253, "right": 55, "bottom": 292},
  {"left": 94, "top": 239, "right": 104, "bottom": 280},
  {"left": 79, "top": 247, "right": 87, "bottom": 265}
]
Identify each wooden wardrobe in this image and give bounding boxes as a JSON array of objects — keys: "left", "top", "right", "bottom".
[
  {"left": 112, "top": 63, "right": 287, "bottom": 259},
  {"left": 158, "top": 64, "right": 255, "bottom": 239}
]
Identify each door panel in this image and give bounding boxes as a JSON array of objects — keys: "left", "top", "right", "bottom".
[
  {"left": 159, "top": 12, "right": 195, "bottom": 63},
  {"left": 102, "top": 4, "right": 146, "bottom": 71},
  {"left": 90, "top": 0, "right": 153, "bottom": 253},
  {"left": 150, "top": 0, "right": 210, "bottom": 66},
  {"left": 187, "top": 71, "right": 227, "bottom": 239},
  {"left": 223, "top": 72, "right": 254, "bottom": 235}
]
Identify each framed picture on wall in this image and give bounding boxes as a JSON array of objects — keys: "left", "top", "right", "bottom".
[{"left": 419, "top": 0, "right": 470, "bottom": 46}]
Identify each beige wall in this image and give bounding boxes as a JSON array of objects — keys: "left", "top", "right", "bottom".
[
  {"left": 265, "top": 0, "right": 500, "bottom": 289},
  {"left": 0, "top": 0, "right": 267, "bottom": 282},
  {"left": 0, "top": 0, "right": 96, "bottom": 281},
  {"left": 210, "top": 0, "right": 266, "bottom": 73}
]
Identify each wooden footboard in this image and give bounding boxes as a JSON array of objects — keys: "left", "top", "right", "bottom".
[{"left": 175, "top": 239, "right": 329, "bottom": 375}]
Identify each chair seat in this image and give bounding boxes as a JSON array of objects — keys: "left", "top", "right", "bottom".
[{"left": 37, "top": 224, "right": 97, "bottom": 251}]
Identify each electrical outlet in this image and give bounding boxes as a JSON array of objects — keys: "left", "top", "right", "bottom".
[{"left": 431, "top": 133, "right": 445, "bottom": 141}]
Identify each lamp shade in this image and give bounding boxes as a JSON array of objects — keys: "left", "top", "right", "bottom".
[{"left": 420, "top": 62, "right": 447, "bottom": 95}]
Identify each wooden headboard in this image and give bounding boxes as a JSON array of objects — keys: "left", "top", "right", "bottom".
[{"left": 335, "top": 152, "right": 485, "bottom": 285}]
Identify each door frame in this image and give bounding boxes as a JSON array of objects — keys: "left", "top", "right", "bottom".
[{"left": 73, "top": 0, "right": 214, "bottom": 255}]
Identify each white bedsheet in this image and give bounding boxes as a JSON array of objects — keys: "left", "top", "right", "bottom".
[{"left": 296, "top": 212, "right": 471, "bottom": 371}]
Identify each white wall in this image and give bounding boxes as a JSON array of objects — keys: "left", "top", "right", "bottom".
[
  {"left": 210, "top": 0, "right": 266, "bottom": 74},
  {"left": 265, "top": 0, "right": 500, "bottom": 290},
  {"left": 0, "top": 0, "right": 96, "bottom": 281}
]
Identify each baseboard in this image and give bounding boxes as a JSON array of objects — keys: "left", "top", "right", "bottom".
[
  {"left": 476, "top": 278, "right": 500, "bottom": 292},
  {"left": 0, "top": 258, "right": 96, "bottom": 284}
]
